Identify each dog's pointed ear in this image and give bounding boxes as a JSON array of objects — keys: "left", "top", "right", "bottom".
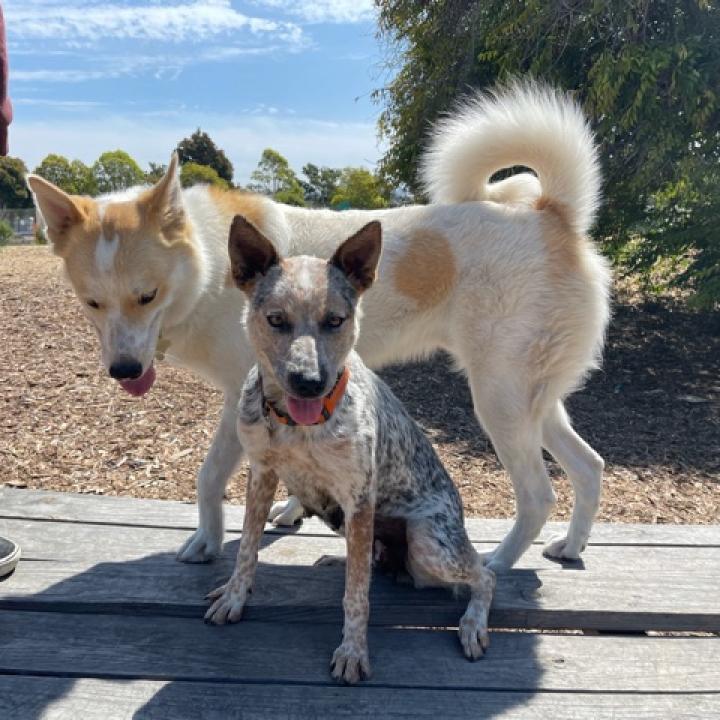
[
  {"left": 228, "top": 214, "right": 279, "bottom": 292},
  {"left": 26, "top": 175, "right": 85, "bottom": 256},
  {"left": 141, "top": 152, "right": 184, "bottom": 233},
  {"left": 330, "top": 221, "right": 382, "bottom": 293}
]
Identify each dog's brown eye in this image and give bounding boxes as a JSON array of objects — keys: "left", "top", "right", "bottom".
[
  {"left": 324, "top": 315, "right": 345, "bottom": 329},
  {"left": 87, "top": 299, "right": 100, "bottom": 309},
  {"left": 267, "top": 313, "right": 288, "bottom": 330},
  {"left": 139, "top": 289, "right": 157, "bottom": 306}
]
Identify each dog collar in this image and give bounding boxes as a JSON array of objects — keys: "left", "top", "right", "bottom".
[{"left": 263, "top": 367, "right": 350, "bottom": 427}]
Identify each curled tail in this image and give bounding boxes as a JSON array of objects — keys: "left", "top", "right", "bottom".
[{"left": 420, "top": 80, "right": 601, "bottom": 236}]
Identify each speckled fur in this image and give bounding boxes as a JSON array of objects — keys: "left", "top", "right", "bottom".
[{"left": 205, "top": 222, "right": 496, "bottom": 682}]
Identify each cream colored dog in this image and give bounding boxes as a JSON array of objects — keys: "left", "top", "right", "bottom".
[{"left": 28, "top": 81, "right": 610, "bottom": 572}]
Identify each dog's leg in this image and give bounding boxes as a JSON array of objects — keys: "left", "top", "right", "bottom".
[
  {"left": 406, "top": 519, "right": 495, "bottom": 660},
  {"left": 467, "top": 378, "right": 556, "bottom": 572},
  {"left": 177, "top": 395, "right": 243, "bottom": 563},
  {"left": 331, "top": 503, "right": 374, "bottom": 685},
  {"left": 204, "top": 466, "right": 279, "bottom": 624},
  {"left": 541, "top": 401, "right": 604, "bottom": 560}
]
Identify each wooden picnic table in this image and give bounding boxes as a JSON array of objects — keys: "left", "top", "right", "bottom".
[{"left": 0, "top": 487, "right": 718, "bottom": 718}]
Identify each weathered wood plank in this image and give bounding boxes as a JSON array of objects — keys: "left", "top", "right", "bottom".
[
  {"left": 3, "top": 487, "right": 718, "bottom": 546},
  {"left": 0, "top": 676, "right": 717, "bottom": 720},
  {"left": 1, "top": 612, "right": 717, "bottom": 692},
  {"left": 1, "top": 517, "right": 718, "bottom": 631}
]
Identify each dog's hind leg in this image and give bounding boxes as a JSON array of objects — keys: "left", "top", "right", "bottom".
[
  {"left": 177, "top": 394, "right": 244, "bottom": 563},
  {"left": 406, "top": 518, "right": 495, "bottom": 660},
  {"left": 541, "top": 400, "right": 604, "bottom": 560},
  {"left": 466, "top": 374, "right": 556, "bottom": 572}
]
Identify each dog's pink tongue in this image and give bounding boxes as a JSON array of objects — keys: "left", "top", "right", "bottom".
[
  {"left": 119, "top": 364, "right": 156, "bottom": 397},
  {"left": 286, "top": 396, "right": 324, "bottom": 425}
]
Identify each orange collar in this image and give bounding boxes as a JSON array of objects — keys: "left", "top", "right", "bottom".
[{"left": 263, "top": 367, "right": 350, "bottom": 427}]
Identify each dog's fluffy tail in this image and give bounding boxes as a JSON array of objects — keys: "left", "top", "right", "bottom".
[{"left": 420, "top": 80, "right": 601, "bottom": 236}]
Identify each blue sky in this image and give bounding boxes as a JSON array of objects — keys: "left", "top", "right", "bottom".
[{"left": 5, "top": 0, "right": 386, "bottom": 183}]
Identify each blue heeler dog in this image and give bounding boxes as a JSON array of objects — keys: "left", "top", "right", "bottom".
[{"left": 204, "top": 216, "right": 496, "bottom": 684}]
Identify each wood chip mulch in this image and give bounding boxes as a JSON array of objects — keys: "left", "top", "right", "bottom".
[{"left": 2, "top": 246, "right": 718, "bottom": 524}]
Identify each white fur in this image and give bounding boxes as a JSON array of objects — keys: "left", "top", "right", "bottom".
[
  {"left": 421, "top": 81, "right": 601, "bottom": 236},
  {"left": 95, "top": 233, "right": 119, "bottom": 274}
]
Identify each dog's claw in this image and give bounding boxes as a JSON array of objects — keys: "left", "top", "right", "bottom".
[
  {"left": 459, "top": 616, "right": 490, "bottom": 661},
  {"left": 330, "top": 643, "right": 371, "bottom": 685},
  {"left": 204, "top": 583, "right": 247, "bottom": 624}
]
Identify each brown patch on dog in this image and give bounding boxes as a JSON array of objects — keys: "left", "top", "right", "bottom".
[
  {"left": 393, "top": 229, "right": 457, "bottom": 309},
  {"left": 208, "top": 187, "right": 266, "bottom": 287},
  {"left": 535, "top": 196, "right": 581, "bottom": 273}
]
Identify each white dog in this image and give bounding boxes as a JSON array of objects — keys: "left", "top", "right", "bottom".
[{"left": 28, "top": 81, "right": 610, "bottom": 572}]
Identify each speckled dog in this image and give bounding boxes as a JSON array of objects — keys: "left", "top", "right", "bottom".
[{"left": 204, "top": 216, "right": 496, "bottom": 684}]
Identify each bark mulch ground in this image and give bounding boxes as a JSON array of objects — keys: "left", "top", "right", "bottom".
[{"left": 2, "top": 245, "right": 718, "bottom": 524}]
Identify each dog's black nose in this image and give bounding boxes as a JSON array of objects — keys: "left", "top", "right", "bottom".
[
  {"left": 287, "top": 371, "right": 327, "bottom": 398},
  {"left": 109, "top": 357, "right": 143, "bottom": 380}
]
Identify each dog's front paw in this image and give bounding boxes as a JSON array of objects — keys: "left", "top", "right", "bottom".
[
  {"left": 330, "top": 642, "right": 371, "bottom": 685},
  {"left": 542, "top": 534, "right": 586, "bottom": 561},
  {"left": 458, "top": 615, "right": 490, "bottom": 661},
  {"left": 177, "top": 527, "right": 222, "bottom": 563},
  {"left": 268, "top": 496, "right": 305, "bottom": 527},
  {"left": 204, "top": 580, "right": 248, "bottom": 624}
]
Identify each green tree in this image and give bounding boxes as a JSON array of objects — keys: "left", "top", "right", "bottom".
[
  {"left": 301, "top": 163, "right": 341, "bottom": 206},
  {"left": 34, "top": 155, "right": 97, "bottom": 196},
  {"left": 180, "top": 162, "right": 229, "bottom": 189},
  {"left": 331, "top": 168, "right": 389, "bottom": 210},
  {"left": 0, "top": 218, "right": 13, "bottom": 245},
  {"left": 249, "top": 148, "right": 306, "bottom": 206},
  {"left": 70, "top": 160, "right": 97, "bottom": 196},
  {"left": 177, "top": 129, "right": 234, "bottom": 185},
  {"left": 93, "top": 150, "right": 145, "bottom": 194},
  {"left": 376, "top": 0, "right": 720, "bottom": 305},
  {"left": 0, "top": 156, "right": 32, "bottom": 208}
]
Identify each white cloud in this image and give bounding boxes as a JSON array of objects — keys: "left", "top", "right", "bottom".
[
  {"left": 11, "top": 111, "right": 383, "bottom": 183},
  {"left": 252, "top": 0, "right": 375, "bottom": 24},
  {"left": 5, "top": 0, "right": 304, "bottom": 44}
]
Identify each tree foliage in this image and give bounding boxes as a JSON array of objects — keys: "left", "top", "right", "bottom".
[
  {"left": 249, "top": 148, "right": 306, "bottom": 206},
  {"left": 93, "top": 150, "right": 145, "bottom": 194},
  {"left": 331, "top": 168, "right": 389, "bottom": 210},
  {"left": 0, "top": 156, "right": 32, "bottom": 208},
  {"left": 177, "top": 129, "right": 234, "bottom": 185},
  {"left": 34, "top": 154, "right": 97, "bottom": 196},
  {"left": 301, "top": 163, "right": 342, "bottom": 206},
  {"left": 376, "top": 0, "right": 720, "bottom": 305},
  {"left": 180, "top": 162, "right": 229, "bottom": 189}
]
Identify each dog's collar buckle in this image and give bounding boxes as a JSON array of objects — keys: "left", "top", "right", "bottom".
[{"left": 263, "top": 367, "right": 350, "bottom": 427}]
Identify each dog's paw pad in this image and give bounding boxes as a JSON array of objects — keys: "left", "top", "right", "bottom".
[{"left": 330, "top": 643, "right": 371, "bottom": 685}]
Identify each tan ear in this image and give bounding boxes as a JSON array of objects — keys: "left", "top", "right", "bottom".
[
  {"left": 228, "top": 214, "right": 279, "bottom": 291},
  {"left": 26, "top": 175, "right": 84, "bottom": 255},
  {"left": 330, "top": 221, "right": 382, "bottom": 293},
  {"left": 140, "top": 152, "right": 184, "bottom": 233}
]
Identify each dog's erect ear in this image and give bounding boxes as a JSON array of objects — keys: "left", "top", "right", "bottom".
[
  {"left": 228, "top": 214, "right": 280, "bottom": 292},
  {"left": 330, "top": 221, "right": 382, "bottom": 293},
  {"left": 26, "top": 175, "right": 85, "bottom": 256},
  {"left": 141, "top": 152, "right": 184, "bottom": 233}
]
